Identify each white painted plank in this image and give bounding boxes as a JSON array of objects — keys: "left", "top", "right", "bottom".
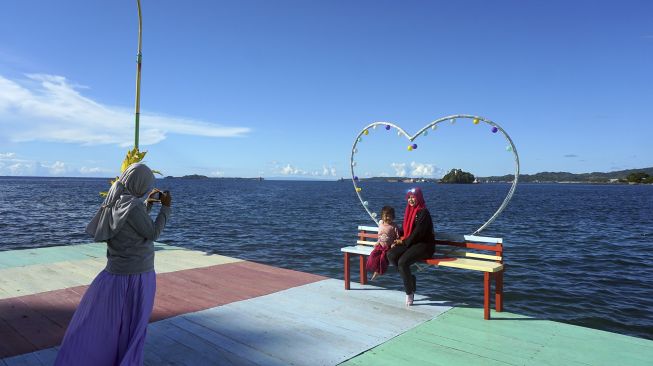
[
  {"left": 149, "top": 321, "right": 258, "bottom": 366},
  {"left": 436, "top": 232, "right": 502, "bottom": 244},
  {"left": 341, "top": 246, "right": 373, "bottom": 255},
  {"left": 169, "top": 316, "right": 288, "bottom": 366},
  {"left": 191, "top": 305, "right": 361, "bottom": 365},
  {"left": 357, "top": 225, "right": 378, "bottom": 232}
]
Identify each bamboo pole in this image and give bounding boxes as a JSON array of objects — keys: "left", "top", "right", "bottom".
[{"left": 134, "top": 0, "right": 143, "bottom": 149}]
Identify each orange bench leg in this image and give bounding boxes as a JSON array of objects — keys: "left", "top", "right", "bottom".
[
  {"left": 359, "top": 255, "right": 367, "bottom": 285},
  {"left": 495, "top": 270, "right": 504, "bottom": 312},
  {"left": 484, "top": 272, "right": 491, "bottom": 320},
  {"left": 344, "top": 252, "right": 351, "bottom": 290}
]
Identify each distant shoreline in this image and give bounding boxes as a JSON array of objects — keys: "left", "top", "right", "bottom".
[{"left": 1, "top": 166, "right": 652, "bottom": 183}]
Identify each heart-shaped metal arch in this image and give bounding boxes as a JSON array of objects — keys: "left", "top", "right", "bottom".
[{"left": 350, "top": 114, "right": 520, "bottom": 236}]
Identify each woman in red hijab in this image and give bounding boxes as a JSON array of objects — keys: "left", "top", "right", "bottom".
[{"left": 387, "top": 187, "right": 435, "bottom": 306}]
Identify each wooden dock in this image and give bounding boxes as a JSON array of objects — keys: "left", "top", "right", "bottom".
[{"left": 1, "top": 243, "right": 651, "bottom": 365}]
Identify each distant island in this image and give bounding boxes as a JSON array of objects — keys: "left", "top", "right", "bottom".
[
  {"left": 164, "top": 175, "right": 264, "bottom": 181},
  {"left": 360, "top": 169, "right": 476, "bottom": 184},
  {"left": 480, "top": 167, "right": 653, "bottom": 184},
  {"left": 357, "top": 167, "right": 653, "bottom": 184}
]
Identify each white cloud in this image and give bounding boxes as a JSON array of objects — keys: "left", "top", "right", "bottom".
[
  {"left": 410, "top": 161, "right": 435, "bottom": 177},
  {"left": 0, "top": 152, "right": 109, "bottom": 176},
  {"left": 0, "top": 73, "right": 251, "bottom": 147},
  {"left": 210, "top": 170, "right": 224, "bottom": 177},
  {"left": 279, "top": 163, "right": 306, "bottom": 175},
  {"left": 47, "top": 161, "right": 67, "bottom": 175},
  {"left": 80, "top": 166, "right": 106, "bottom": 174},
  {"left": 322, "top": 165, "right": 337, "bottom": 176},
  {"left": 391, "top": 162, "right": 406, "bottom": 177}
]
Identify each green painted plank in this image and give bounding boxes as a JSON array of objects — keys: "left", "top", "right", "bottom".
[
  {"left": 342, "top": 307, "right": 653, "bottom": 366},
  {"left": 345, "top": 337, "right": 514, "bottom": 366}
]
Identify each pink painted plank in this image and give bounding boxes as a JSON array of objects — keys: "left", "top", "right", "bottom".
[{"left": 0, "top": 261, "right": 326, "bottom": 358}]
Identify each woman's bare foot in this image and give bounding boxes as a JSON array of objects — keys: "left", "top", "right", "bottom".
[{"left": 371, "top": 272, "right": 379, "bottom": 281}]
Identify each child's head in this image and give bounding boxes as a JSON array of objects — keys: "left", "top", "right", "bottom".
[{"left": 381, "top": 206, "right": 395, "bottom": 224}]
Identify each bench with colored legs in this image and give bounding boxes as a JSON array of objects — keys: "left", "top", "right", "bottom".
[{"left": 341, "top": 225, "right": 505, "bottom": 319}]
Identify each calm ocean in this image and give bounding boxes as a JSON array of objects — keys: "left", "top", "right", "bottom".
[{"left": 1, "top": 177, "right": 652, "bottom": 340}]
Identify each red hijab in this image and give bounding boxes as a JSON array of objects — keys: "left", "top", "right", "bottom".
[{"left": 402, "top": 187, "right": 427, "bottom": 239}]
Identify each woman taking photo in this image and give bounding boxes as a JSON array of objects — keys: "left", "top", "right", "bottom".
[{"left": 55, "top": 163, "right": 171, "bottom": 366}]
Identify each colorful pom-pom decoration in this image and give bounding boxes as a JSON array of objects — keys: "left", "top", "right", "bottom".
[
  {"left": 451, "top": 118, "right": 456, "bottom": 125},
  {"left": 423, "top": 130, "right": 428, "bottom": 136},
  {"left": 353, "top": 148, "right": 358, "bottom": 154},
  {"left": 363, "top": 201, "right": 369, "bottom": 206},
  {"left": 371, "top": 212, "right": 377, "bottom": 218},
  {"left": 506, "top": 145, "right": 513, "bottom": 152},
  {"left": 354, "top": 176, "right": 359, "bottom": 181},
  {"left": 356, "top": 187, "right": 362, "bottom": 192},
  {"left": 363, "top": 129, "right": 369, "bottom": 135},
  {"left": 407, "top": 145, "right": 413, "bottom": 151},
  {"left": 352, "top": 161, "right": 357, "bottom": 167},
  {"left": 385, "top": 124, "right": 391, "bottom": 130},
  {"left": 357, "top": 137, "right": 362, "bottom": 142},
  {"left": 372, "top": 125, "right": 377, "bottom": 129},
  {"left": 491, "top": 126, "right": 498, "bottom": 133},
  {"left": 411, "top": 143, "right": 418, "bottom": 149},
  {"left": 431, "top": 125, "right": 437, "bottom": 130},
  {"left": 473, "top": 118, "right": 480, "bottom": 125}
]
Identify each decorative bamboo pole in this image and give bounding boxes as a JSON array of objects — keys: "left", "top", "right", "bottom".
[{"left": 134, "top": 0, "right": 143, "bottom": 149}]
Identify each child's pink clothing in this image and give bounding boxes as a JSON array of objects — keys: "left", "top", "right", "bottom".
[{"left": 366, "top": 220, "right": 400, "bottom": 275}]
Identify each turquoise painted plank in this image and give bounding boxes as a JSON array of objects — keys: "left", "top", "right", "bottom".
[
  {"left": 171, "top": 316, "right": 288, "bottom": 366},
  {"left": 0, "top": 244, "right": 101, "bottom": 269},
  {"left": 0, "top": 242, "right": 180, "bottom": 270}
]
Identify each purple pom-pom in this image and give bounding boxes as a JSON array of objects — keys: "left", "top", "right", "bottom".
[
  {"left": 491, "top": 126, "right": 498, "bottom": 133},
  {"left": 411, "top": 143, "right": 417, "bottom": 149},
  {"left": 354, "top": 176, "right": 359, "bottom": 181},
  {"left": 385, "top": 125, "right": 391, "bottom": 130}
]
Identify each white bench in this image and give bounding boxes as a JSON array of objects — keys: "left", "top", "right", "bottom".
[{"left": 341, "top": 225, "right": 505, "bottom": 319}]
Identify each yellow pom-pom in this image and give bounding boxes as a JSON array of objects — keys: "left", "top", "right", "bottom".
[
  {"left": 473, "top": 118, "right": 480, "bottom": 124},
  {"left": 363, "top": 129, "right": 369, "bottom": 135},
  {"left": 356, "top": 187, "right": 362, "bottom": 192},
  {"left": 407, "top": 145, "right": 413, "bottom": 151}
]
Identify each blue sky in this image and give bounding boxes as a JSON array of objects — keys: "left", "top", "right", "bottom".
[{"left": 0, "top": 0, "right": 651, "bottom": 179}]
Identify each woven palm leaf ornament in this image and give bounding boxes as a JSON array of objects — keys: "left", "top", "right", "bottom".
[{"left": 350, "top": 115, "right": 520, "bottom": 236}]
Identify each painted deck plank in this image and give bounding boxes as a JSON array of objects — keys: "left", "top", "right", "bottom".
[
  {"left": 341, "top": 307, "right": 653, "bottom": 366},
  {"left": 0, "top": 245, "right": 103, "bottom": 269},
  {"left": 149, "top": 320, "right": 260, "bottom": 366},
  {"left": 0, "top": 260, "right": 325, "bottom": 358},
  {"left": 167, "top": 316, "right": 288, "bottom": 366},
  {"left": 31, "top": 348, "right": 58, "bottom": 366},
  {"left": 0, "top": 246, "right": 243, "bottom": 300},
  {"left": 2, "top": 352, "right": 44, "bottom": 366},
  {"left": 158, "top": 278, "right": 451, "bottom": 366}
]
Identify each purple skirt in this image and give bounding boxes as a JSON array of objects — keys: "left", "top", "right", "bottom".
[{"left": 54, "top": 270, "right": 156, "bottom": 366}]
